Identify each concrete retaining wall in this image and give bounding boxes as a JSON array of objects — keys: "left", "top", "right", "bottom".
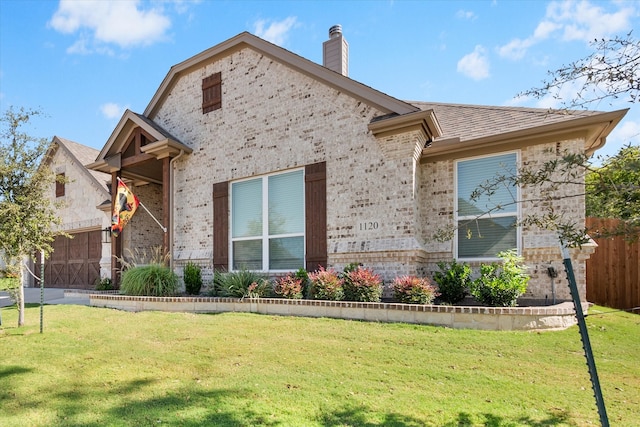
[{"left": 89, "top": 295, "right": 582, "bottom": 331}]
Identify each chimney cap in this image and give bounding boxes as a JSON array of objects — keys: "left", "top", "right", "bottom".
[{"left": 329, "top": 24, "right": 342, "bottom": 38}]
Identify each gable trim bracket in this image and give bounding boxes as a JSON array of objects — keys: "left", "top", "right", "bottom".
[
  {"left": 141, "top": 138, "right": 194, "bottom": 160},
  {"left": 368, "top": 109, "right": 442, "bottom": 141}
]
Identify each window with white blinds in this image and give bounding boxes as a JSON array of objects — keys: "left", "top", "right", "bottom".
[
  {"left": 455, "top": 152, "right": 519, "bottom": 259},
  {"left": 231, "top": 169, "right": 304, "bottom": 271}
]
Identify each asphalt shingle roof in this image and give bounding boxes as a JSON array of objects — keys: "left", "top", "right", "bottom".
[
  {"left": 409, "top": 101, "right": 602, "bottom": 142},
  {"left": 55, "top": 137, "right": 110, "bottom": 193}
]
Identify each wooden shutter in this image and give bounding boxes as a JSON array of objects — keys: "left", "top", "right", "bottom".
[
  {"left": 305, "top": 162, "right": 327, "bottom": 270},
  {"left": 212, "top": 181, "right": 229, "bottom": 271},
  {"left": 202, "top": 72, "right": 222, "bottom": 113},
  {"left": 56, "top": 173, "right": 65, "bottom": 197}
]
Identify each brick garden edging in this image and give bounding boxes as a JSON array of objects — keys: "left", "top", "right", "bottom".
[{"left": 89, "top": 294, "right": 583, "bottom": 331}]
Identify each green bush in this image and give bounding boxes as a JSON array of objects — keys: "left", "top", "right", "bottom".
[
  {"left": 471, "top": 250, "right": 530, "bottom": 307},
  {"left": 343, "top": 266, "right": 382, "bottom": 302},
  {"left": 120, "top": 265, "right": 178, "bottom": 297},
  {"left": 94, "top": 277, "right": 113, "bottom": 291},
  {"left": 308, "top": 267, "right": 344, "bottom": 300},
  {"left": 392, "top": 276, "right": 439, "bottom": 304},
  {"left": 273, "top": 274, "right": 304, "bottom": 299},
  {"left": 433, "top": 260, "right": 472, "bottom": 305},
  {"left": 294, "top": 268, "right": 310, "bottom": 297},
  {"left": 213, "top": 269, "right": 271, "bottom": 298},
  {"left": 183, "top": 262, "right": 203, "bottom": 295}
]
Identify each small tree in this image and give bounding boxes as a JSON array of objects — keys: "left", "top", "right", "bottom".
[
  {"left": 520, "top": 33, "right": 640, "bottom": 109},
  {"left": 0, "top": 107, "right": 62, "bottom": 326}
]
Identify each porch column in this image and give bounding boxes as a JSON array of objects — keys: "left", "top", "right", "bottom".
[
  {"left": 163, "top": 157, "right": 170, "bottom": 254},
  {"left": 111, "top": 172, "right": 122, "bottom": 287}
]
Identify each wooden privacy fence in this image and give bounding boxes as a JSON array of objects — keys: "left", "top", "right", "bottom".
[{"left": 586, "top": 217, "right": 639, "bottom": 312}]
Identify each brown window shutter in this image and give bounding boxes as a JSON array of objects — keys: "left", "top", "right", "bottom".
[
  {"left": 305, "top": 162, "right": 327, "bottom": 271},
  {"left": 212, "top": 181, "right": 229, "bottom": 271},
  {"left": 56, "top": 173, "right": 65, "bottom": 197},
  {"left": 202, "top": 72, "right": 222, "bottom": 114}
]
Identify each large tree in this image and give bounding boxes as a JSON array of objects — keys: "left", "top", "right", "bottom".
[{"left": 0, "top": 107, "right": 62, "bottom": 326}]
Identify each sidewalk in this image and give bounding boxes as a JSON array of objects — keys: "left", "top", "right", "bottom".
[{"left": 0, "top": 287, "right": 90, "bottom": 307}]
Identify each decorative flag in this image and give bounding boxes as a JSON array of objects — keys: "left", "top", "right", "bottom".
[{"left": 111, "top": 178, "right": 140, "bottom": 237}]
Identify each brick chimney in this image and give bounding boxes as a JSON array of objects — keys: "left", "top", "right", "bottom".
[{"left": 323, "top": 25, "right": 348, "bottom": 76}]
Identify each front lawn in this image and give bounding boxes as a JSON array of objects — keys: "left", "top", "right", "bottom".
[{"left": 0, "top": 304, "right": 638, "bottom": 426}]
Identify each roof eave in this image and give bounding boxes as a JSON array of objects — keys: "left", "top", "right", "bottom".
[
  {"left": 421, "top": 108, "right": 628, "bottom": 163},
  {"left": 368, "top": 109, "right": 443, "bottom": 141}
]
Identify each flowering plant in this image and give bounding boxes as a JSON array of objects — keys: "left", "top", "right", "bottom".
[
  {"left": 308, "top": 267, "right": 344, "bottom": 300},
  {"left": 244, "top": 279, "right": 271, "bottom": 299},
  {"left": 274, "top": 275, "right": 304, "bottom": 299},
  {"left": 392, "top": 275, "right": 439, "bottom": 304},
  {"left": 343, "top": 266, "right": 382, "bottom": 302}
]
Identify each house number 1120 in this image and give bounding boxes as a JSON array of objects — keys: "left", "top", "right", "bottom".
[{"left": 359, "top": 221, "right": 379, "bottom": 231}]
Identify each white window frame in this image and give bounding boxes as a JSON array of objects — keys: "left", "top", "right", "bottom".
[
  {"left": 229, "top": 168, "right": 305, "bottom": 272},
  {"left": 454, "top": 151, "right": 521, "bottom": 261}
]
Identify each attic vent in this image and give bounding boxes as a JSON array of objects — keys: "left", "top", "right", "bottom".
[{"left": 323, "top": 25, "right": 348, "bottom": 76}]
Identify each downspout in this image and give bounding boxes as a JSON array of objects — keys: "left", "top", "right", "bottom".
[{"left": 169, "top": 150, "right": 185, "bottom": 273}]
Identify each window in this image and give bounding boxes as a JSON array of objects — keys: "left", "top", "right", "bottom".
[
  {"left": 230, "top": 169, "right": 304, "bottom": 271},
  {"left": 202, "top": 72, "right": 221, "bottom": 113},
  {"left": 56, "top": 173, "right": 65, "bottom": 197},
  {"left": 455, "top": 152, "right": 519, "bottom": 259}
]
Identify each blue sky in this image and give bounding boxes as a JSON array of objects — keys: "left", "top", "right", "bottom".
[{"left": 1, "top": 0, "right": 639, "bottom": 160}]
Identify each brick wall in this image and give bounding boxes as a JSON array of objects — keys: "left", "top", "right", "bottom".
[
  {"left": 150, "top": 46, "right": 592, "bottom": 301},
  {"left": 123, "top": 182, "right": 164, "bottom": 262},
  {"left": 48, "top": 145, "right": 112, "bottom": 281},
  {"left": 418, "top": 139, "right": 593, "bottom": 301},
  {"left": 155, "top": 48, "right": 423, "bottom": 279}
]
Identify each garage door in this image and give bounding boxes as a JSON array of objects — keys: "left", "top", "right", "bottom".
[{"left": 36, "top": 230, "right": 102, "bottom": 289}]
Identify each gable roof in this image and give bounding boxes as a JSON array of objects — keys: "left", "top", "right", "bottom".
[
  {"left": 47, "top": 136, "right": 110, "bottom": 195},
  {"left": 144, "top": 31, "right": 420, "bottom": 119},
  {"left": 412, "top": 102, "right": 628, "bottom": 161},
  {"left": 93, "top": 109, "right": 186, "bottom": 163}
]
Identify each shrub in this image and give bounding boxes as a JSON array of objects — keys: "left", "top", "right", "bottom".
[
  {"left": 432, "top": 260, "right": 472, "bottom": 305},
  {"left": 308, "top": 267, "right": 344, "bottom": 300},
  {"left": 213, "top": 269, "right": 272, "bottom": 298},
  {"left": 183, "top": 261, "right": 203, "bottom": 295},
  {"left": 294, "top": 268, "right": 310, "bottom": 297},
  {"left": 273, "top": 274, "right": 304, "bottom": 299},
  {"left": 94, "top": 277, "right": 113, "bottom": 291},
  {"left": 392, "top": 276, "right": 439, "bottom": 304},
  {"left": 0, "top": 270, "right": 20, "bottom": 303},
  {"left": 120, "top": 264, "right": 178, "bottom": 297},
  {"left": 343, "top": 266, "right": 382, "bottom": 302},
  {"left": 471, "top": 250, "right": 530, "bottom": 307}
]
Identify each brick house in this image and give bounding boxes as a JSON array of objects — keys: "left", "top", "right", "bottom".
[
  {"left": 89, "top": 29, "right": 626, "bottom": 302},
  {"left": 32, "top": 137, "right": 112, "bottom": 289}
]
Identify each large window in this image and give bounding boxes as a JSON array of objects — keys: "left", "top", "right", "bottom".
[
  {"left": 231, "top": 169, "right": 304, "bottom": 271},
  {"left": 455, "top": 152, "right": 519, "bottom": 259}
]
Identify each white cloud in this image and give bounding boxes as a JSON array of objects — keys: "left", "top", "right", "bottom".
[
  {"left": 547, "top": 0, "right": 634, "bottom": 42},
  {"left": 609, "top": 119, "right": 640, "bottom": 146},
  {"left": 100, "top": 103, "right": 127, "bottom": 120},
  {"left": 49, "top": 0, "right": 172, "bottom": 53},
  {"left": 457, "top": 45, "right": 490, "bottom": 80},
  {"left": 456, "top": 10, "right": 477, "bottom": 21},
  {"left": 497, "top": 38, "right": 534, "bottom": 61},
  {"left": 253, "top": 17, "right": 298, "bottom": 45},
  {"left": 503, "top": 94, "right": 532, "bottom": 107},
  {"left": 497, "top": 0, "right": 635, "bottom": 60}
]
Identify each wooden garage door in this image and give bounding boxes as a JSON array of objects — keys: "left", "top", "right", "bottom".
[{"left": 36, "top": 230, "right": 101, "bottom": 289}]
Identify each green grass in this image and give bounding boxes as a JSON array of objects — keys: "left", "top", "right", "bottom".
[{"left": 1, "top": 304, "right": 638, "bottom": 426}]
